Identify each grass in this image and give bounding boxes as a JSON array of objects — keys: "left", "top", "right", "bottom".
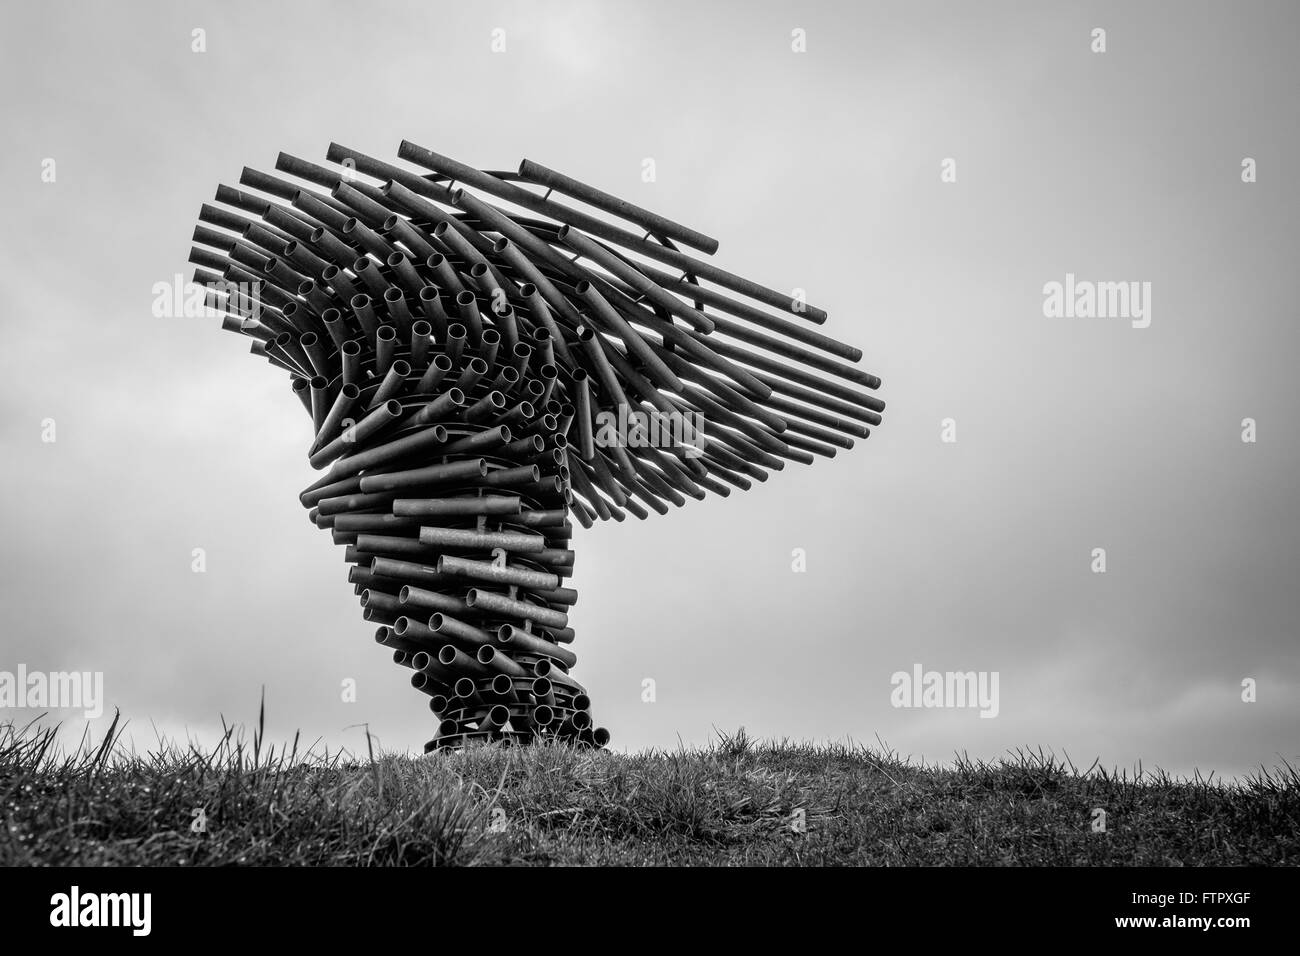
[{"left": 2, "top": 712, "right": 1296, "bottom": 866}]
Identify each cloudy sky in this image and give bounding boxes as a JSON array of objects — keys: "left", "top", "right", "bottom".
[{"left": 2, "top": 0, "right": 1296, "bottom": 779}]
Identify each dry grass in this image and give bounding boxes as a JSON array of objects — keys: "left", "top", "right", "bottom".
[{"left": 3, "top": 717, "right": 1296, "bottom": 866}]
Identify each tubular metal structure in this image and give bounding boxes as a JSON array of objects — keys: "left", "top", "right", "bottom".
[{"left": 192, "top": 141, "right": 884, "bottom": 752}]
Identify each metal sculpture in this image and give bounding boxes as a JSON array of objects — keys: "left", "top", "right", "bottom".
[{"left": 189, "top": 141, "right": 885, "bottom": 751}]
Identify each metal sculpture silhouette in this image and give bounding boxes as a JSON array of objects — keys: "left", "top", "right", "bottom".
[{"left": 190, "top": 141, "right": 885, "bottom": 751}]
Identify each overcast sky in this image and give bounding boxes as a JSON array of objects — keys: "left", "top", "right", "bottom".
[{"left": 2, "top": 0, "right": 1296, "bottom": 779}]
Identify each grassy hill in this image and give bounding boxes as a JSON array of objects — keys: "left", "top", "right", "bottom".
[{"left": 2, "top": 715, "right": 1295, "bottom": 866}]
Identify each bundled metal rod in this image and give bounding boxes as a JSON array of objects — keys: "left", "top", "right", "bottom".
[
  {"left": 518, "top": 158, "right": 720, "bottom": 255},
  {"left": 195, "top": 137, "right": 884, "bottom": 753}
]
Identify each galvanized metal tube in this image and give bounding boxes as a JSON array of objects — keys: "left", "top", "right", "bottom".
[
  {"left": 214, "top": 182, "right": 272, "bottom": 216},
  {"left": 358, "top": 456, "right": 487, "bottom": 493},
  {"left": 386, "top": 251, "right": 425, "bottom": 298},
  {"left": 574, "top": 279, "right": 683, "bottom": 392},
  {"left": 291, "top": 188, "right": 352, "bottom": 233},
  {"left": 300, "top": 473, "right": 362, "bottom": 507},
  {"left": 493, "top": 365, "right": 522, "bottom": 396},
  {"left": 637, "top": 259, "right": 861, "bottom": 361},
  {"left": 394, "top": 494, "right": 520, "bottom": 517},
  {"left": 705, "top": 337, "right": 884, "bottom": 406},
  {"left": 411, "top": 387, "right": 466, "bottom": 426},
  {"left": 479, "top": 327, "right": 501, "bottom": 373},
  {"left": 492, "top": 299, "right": 520, "bottom": 354},
  {"left": 202, "top": 201, "right": 265, "bottom": 235},
  {"left": 332, "top": 181, "right": 393, "bottom": 229},
  {"left": 313, "top": 382, "right": 360, "bottom": 451},
  {"left": 517, "top": 508, "right": 569, "bottom": 529},
  {"left": 438, "top": 643, "right": 492, "bottom": 677},
  {"left": 392, "top": 615, "right": 440, "bottom": 646},
  {"left": 417, "top": 285, "right": 452, "bottom": 339},
  {"left": 309, "top": 376, "right": 330, "bottom": 433},
  {"left": 350, "top": 294, "right": 379, "bottom": 340},
  {"left": 416, "top": 353, "right": 454, "bottom": 393},
  {"left": 398, "top": 585, "right": 466, "bottom": 615},
  {"left": 291, "top": 376, "right": 312, "bottom": 415},
  {"left": 410, "top": 671, "right": 443, "bottom": 695},
  {"left": 466, "top": 588, "right": 568, "bottom": 629},
  {"left": 386, "top": 214, "right": 438, "bottom": 260},
  {"left": 375, "top": 324, "right": 397, "bottom": 376},
  {"left": 531, "top": 677, "right": 556, "bottom": 707},
  {"left": 424, "top": 252, "right": 465, "bottom": 294},
  {"left": 369, "top": 359, "right": 410, "bottom": 408},
  {"left": 283, "top": 238, "right": 329, "bottom": 277},
  {"left": 342, "top": 217, "right": 391, "bottom": 259},
  {"left": 321, "top": 308, "right": 349, "bottom": 349},
  {"left": 478, "top": 645, "right": 528, "bottom": 678},
  {"left": 563, "top": 711, "right": 593, "bottom": 734},
  {"left": 239, "top": 222, "right": 287, "bottom": 257},
  {"left": 535, "top": 585, "right": 579, "bottom": 606},
  {"left": 352, "top": 257, "right": 389, "bottom": 298},
  {"left": 310, "top": 225, "right": 358, "bottom": 268},
  {"left": 371, "top": 557, "right": 446, "bottom": 587},
  {"left": 496, "top": 624, "right": 577, "bottom": 669},
  {"left": 445, "top": 323, "right": 467, "bottom": 365},
  {"left": 454, "top": 290, "right": 484, "bottom": 345},
  {"left": 516, "top": 279, "right": 576, "bottom": 367},
  {"left": 429, "top": 612, "right": 494, "bottom": 648},
  {"left": 410, "top": 320, "right": 432, "bottom": 369},
  {"left": 531, "top": 658, "right": 585, "bottom": 693},
  {"left": 452, "top": 677, "right": 479, "bottom": 702},
  {"left": 327, "top": 423, "right": 450, "bottom": 479},
  {"left": 318, "top": 490, "right": 402, "bottom": 516},
  {"left": 478, "top": 704, "right": 510, "bottom": 733},
  {"left": 560, "top": 225, "right": 713, "bottom": 333},
  {"left": 502, "top": 434, "right": 545, "bottom": 458},
  {"left": 418, "top": 527, "right": 544, "bottom": 552},
  {"left": 436, "top": 555, "right": 559, "bottom": 591},
  {"left": 273, "top": 152, "right": 347, "bottom": 192},
  {"left": 380, "top": 181, "right": 490, "bottom": 260},
  {"left": 431, "top": 220, "right": 503, "bottom": 284},
  {"left": 383, "top": 287, "right": 416, "bottom": 333},
  {"left": 360, "top": 589, "right": 404, "bottom": 616},
  {"left": 468, "top": 261, "right": 504, "bottom": 302},
  {"left": 327, "top": 142, "right": 457, "bottom": 205},
  {"left": 518, "top": 157, "right": 719, "bottom": 254},
  {"left": 490, "top": 228, "right": 582, "bottom": 321},
  {"left": 452, "top": 356, "right": 488, "bottom": 393},
  {"left": 334, "top": 513, "right": 423, "bottom": 533},
  {"left": 308, "top": 400, "right": 402, "bottom": 469},
  {"left": 463, "top": 390, "right": 506, "bottom": 424},
  {"left": 484, "top": 464, "right": 542, "bottom": 488},
  {"left": 440, "top": 425, "right": 512, "bottom": 456},
  {"left": 572, "top": 368, "right": 596, "bottom": 461},
  {"left": 321, "top": 265, "right": 360, "bottom": 307}
]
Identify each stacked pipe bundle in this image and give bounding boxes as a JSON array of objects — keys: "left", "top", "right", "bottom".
[{"left": 190, "top": 140, "right": 884, "bottom": 751}]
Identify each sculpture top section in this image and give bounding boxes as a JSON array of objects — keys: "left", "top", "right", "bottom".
[{"left": 191, "top": 140, "right": 884, "bottom": 525}]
